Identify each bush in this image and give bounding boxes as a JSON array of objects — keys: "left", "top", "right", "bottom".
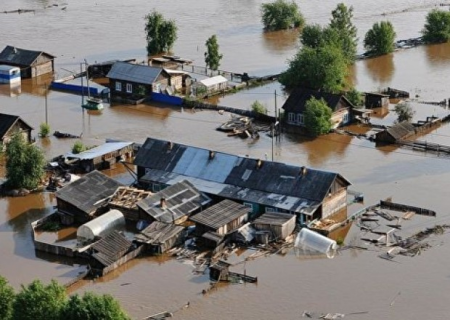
[
  {"left": 304, "top": 97, "right": 332, "bottom": 136},
  {"left": 345, "top": 88, "right": 364, "bottom": 107},
  {"left": 364, "top": 21, "right": 396, "bottom": 56},
  {"left": 145, "top": 10, "right": 178, "bottom": 55},
  {"left": 394, "top": 102, "right": 415, "bottom": 123},
  {"left": 39, "top": 123, "right": 50, "bottom": 138},
  {"left": 41, "top": 221, "right": 61, "bottom": 232},
  {"left": 72, "top": 141, "right": 86, "bottom": 154},
  {"left": 261, "top": 0, "right": 304, "bottom": 31},
  {"left": 422, "top": 9, "right": 450, "bottom": 44},
  {"left": 251, "top": 101, "right": 268, "bottom": 115}
]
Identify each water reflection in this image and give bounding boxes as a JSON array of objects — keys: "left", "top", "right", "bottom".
[
  {"left": 425, "top": 42, "right": 450, "bottom": 66},
  {"left": 262, "top": 29, "right": 300, "bottom": 53},
  {"left": 364, "top": 54, "right": 395, "bottom": 84}
]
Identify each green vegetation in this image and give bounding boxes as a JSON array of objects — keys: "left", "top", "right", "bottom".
[
  {"left": 422, "top": 9, "right": 450, "bottom": 44},
  {"left": 41, "top": 221, "right": 61, "bottom": 232},
  {"left": 5, "top": 134, "right": 45, "bottom": 190},
  {"left": 364, "top": 21, "right": 396, "bottom": 56},
  {"left": 72, "top": 141, "right": 86, "bottom": 154},
  {"left": 304, "top": 97, "right": 333, "bottom": 137},
  {"left": 145, "top": 10, "right": 178, "bottom": 55},
  {"left": 394, "top": 102, "right": 415, "bottom": 123},
  {"left": 250, "top": 100, "right": 268, "bottom": 115},
  {"left": 261, "top": 0, "right": 304, "bottom": 31},
  {"left": 39, "top": 123, "right": 50, "bottom": 138},
  {"left": 345, "top": 88, "right": 364, "bottom": 108},
  {"left": 329, "top": 3, "right": 358, "bottom": 64},
  {"left": 0, "top": 277, "right": 130, "bottom": 320},
  {"left": 336, "top": 237, "right": 345, "bottom": 246},
  {"left": 205, "top": 35, "right": 223, "bottom": 71}
]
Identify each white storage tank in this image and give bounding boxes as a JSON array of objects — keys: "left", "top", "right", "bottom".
[
  {"left": 77, "top": 209, "right": 125, "bottom": 243},
  {"left": 295, "top": 228, "right": 337, "bottom": 259},
  {"left": 0, "top": 65, "right": 21, "bottom": 85}
]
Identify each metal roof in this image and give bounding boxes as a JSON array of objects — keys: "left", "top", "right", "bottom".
[
  {"left": 383, "top": 121, "right": 416, "bottom": 141},
  {"left": 56, "top": 171, "right": 123, "bottom": 214},
  {"left": 135, "top": 222, "right": 185, "bottom": 245},
  {"left": 0, "top": 45, "right": 55, "bottom": 66},
  {"left": 91, "top": 231, "right": 133, "bottom": 267},
  {"left": 65, "top": 141, "right": 133, "bottom": 160},
  {"left": 134, "top": 137, "right": 350, "bottom": 212},
  {"left": 199, "top": 75, "right": 228, "bottom": 87},
  {"left": 190, "top": 199, "right": 249, "bottom": 230},
  {"left": 106, "top": 61, "right": 163, "bottom": 85},
  {"left": 0, "top": 65, "right": 20, "bottom": 71},
  {"left": 137, "top": 180, "right": 209, "bottom": 223},
  {"left": 253, "top": 212, "right": 296, "bottom": 226},
  {"left": 0, "top": 113, "right": 33, "bottom": 138}
]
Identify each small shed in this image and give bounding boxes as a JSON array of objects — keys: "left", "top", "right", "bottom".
[
  {"left": 0, "top": 65, "right": 21, "bottom": 85},
  {"left": 64, "top": 141, "right": 134, "bottom": 173},
  {"left": 375, "top": 121, "right": 416, "bottom": 144},
  {"left": 209, "top": 260, "right": 233, "bottom": 282},
  {"left": 137, "top": 180, "right": 210, "bottom": 224},
  {"left": 193, "top": 75, "right": 228, "bottom": 95},
  {"left": 0, "top": 113, "right": 33, "bottom": 145},
  {"left": 0, "top": 45, "right": 55, "bottom": 78},
  {"left": 135, "top": 222, "right": 186, "bottom": 254},
  {"left": 252, "top": 212, "right": 296, "bottom": 242},
  {"left": 55, "top": 170, "right": 123, "bottom": 225},
  {"left": 77, "top": 209, "right": 125, "bottom": 243},
  {"left": 190, "top": 200, "right": 250, "bottom": 236},
  {"left": 108, "top": 186, "right": 153, "bottom": 221},
  {"left": 364, "top": 92, "right": 390, "bottom": 109}
]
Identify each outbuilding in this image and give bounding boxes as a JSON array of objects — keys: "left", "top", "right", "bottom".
[
  {"left": 77, "top": 209, "right": 126, "bottom": 243},
  {"left": 0, "top": 113, "right": 33, "bottom": 146},
  {"left": 0, "top": 45, "right": 55, "bottom": 78},
  {"left": 252, "top": 212, "right": 296, "bottom": 242},
  {"left": 0, "top": 65, "right": 21, "bottom": 85},
  {"left": 192, "top": 75, "right": 228, "bottom": 96},
  {"left": 135, "top": 222, "right": 186, "bottom": 254}
]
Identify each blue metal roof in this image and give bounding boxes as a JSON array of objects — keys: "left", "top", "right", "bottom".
[{"left": 106, "top": 61, "right": 163, "bottom": 85}]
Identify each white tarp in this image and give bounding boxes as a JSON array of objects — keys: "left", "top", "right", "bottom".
[{"left": 77, "top": 209, "right": 125, "bottom": 242}]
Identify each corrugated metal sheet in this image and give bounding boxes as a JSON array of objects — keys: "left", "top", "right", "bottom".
[
  {"left": 135, "top": 222, "right": 184, "bottom": 244},
  {"left": 91, "top": 231, "right": 133, "bottom": 267},
  {"left": 190, "top": 199, "right": 249, "bottom": 230},
  {"left": 65, "top": 141, "right": 133, "bottom": 160},
  {"left": 106, "top": 61, "right": 162, "bottom": 85}
]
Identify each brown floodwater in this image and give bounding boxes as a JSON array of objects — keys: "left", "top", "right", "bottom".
[{"left": 2, "top": 0, "right": 450, "bottom": 319}]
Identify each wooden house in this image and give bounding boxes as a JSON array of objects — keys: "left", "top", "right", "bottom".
[
  {"left": 0, "top": 46, "right": 55, "bottom": 78},
  {"left": 137, "top": 180, "right": 211, "bottom": 224},
  {"left": 192, "top": 75, "right": 228, "bottom": 96},
  {"left": 64, "top": 141, "right": 134, "bottom": 173},
  {"left": 135, "top": 222, "right": 186, "bottom": 254},
  {"left": 375, "top": 121, "right": 416, "bottom": 144},
  {"left": 252, "top": 212, "right": 296, "bottom": 242},
  {"left": 282, "top": 87, "right": 355, "bottom": 133},
  {"left": 190, "top": 200, "right": 250, "bottom": 248},
  {"left": 55, "top": 171, "right": 123, "bottom": 225},
  {"left": 209, "top": 260, "right": 257, "bottom": 283},
  {"left": 164, "top": 69, "right": 192, "bottom": 91},
  {"left": 106, "top": 61, "right": 170, "bottom": 101},
  {"left": 0, "top": 113, "right": 33, "bottom": 145},
  {"left": 108, "top": 187, "right": 153, "bottom": 221},
  {"left": 364, "top": 92, "right": 390, "bottom": 109},
  {"left": 134, "top": 137, "right": 351, "bottom": 224}
]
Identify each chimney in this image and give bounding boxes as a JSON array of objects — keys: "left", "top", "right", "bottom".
[
  {"left": 209, "top": 150, "right": 215, "bottom": 160},
  {"left": 13, "top": 47, "right": 17, "bottom": 54},
  {"left": 256, "top": 159, "right": 263, "bottom": 169},
  {"left": 300, "top": 166, "right": 307, "bottom": 176},
  {"left": 167, "top": 141, "right": 173, "bottom": 151},
  {"left": 160, "top": 197, "right": 167, "bottom": 209}
]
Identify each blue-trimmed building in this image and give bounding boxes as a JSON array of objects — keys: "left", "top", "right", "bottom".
[
  {"left": 0, "top": 65, "right": 21, "bottom": 85},
  {"left": 0, "top": 46, "right": 55, "bottom": 78}
]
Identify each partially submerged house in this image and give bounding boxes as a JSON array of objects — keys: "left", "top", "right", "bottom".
[
  {"left": 135, "top": 221, "right": 186, "bottom": 254},
  {"left": 252, "top": 212, "right": 296, "bottom": 243},
  {"left": 189, "top": 200, "right": 250, "bottom": 248},
  {"left": 364, "top": 92, "right": 390, "bottom": 109},
  {"left": 64, "top": 141, "right": 134, "bottom": 173},
  {"left": 134, "top": 138, "right": 351, "bottom": 224},
  {"left": 136, "top": 180, "right": 210, "bottom": 224},
  {"left": 77, "top": 209, "right": 126, "bottom": 244},
  {"left": 106, "top": 61, "right": 171, "bottom": 101},
  {"left": 55, "top": 170, "right": 123, "bottom": 225},
  {"left": 0, "top": 45, "right": 55, "bottom": 78},
  {"left": 375, "top": 121, "right": 416, "bottom": 144},
  {"left": 192, "top": 75, "right": 228, "bottom": 96},
  {"left": 108, "top": 187, "right": 153, "bottom": 221},
  {"left": 0, "top": 113, "right": 33, "bottom": 145},
  {"left": 282, "top": 87, "right": 355, "bottom": 133}
]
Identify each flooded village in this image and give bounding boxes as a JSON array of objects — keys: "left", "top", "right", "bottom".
[{"left": 2, "top": 0, "right": 450, "bottom": 319}]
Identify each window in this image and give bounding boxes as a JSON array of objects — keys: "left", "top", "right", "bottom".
[
  {"left": 115, "top": 82, "right": 122, "bottom": 91},
  {"left": 243, "top": 202, "right": 253, "bottom": 210},
  {"left": 343, "top": 112, "right": 349, "bottom": 124},
  {"left": 126, "top": 83, "right": 132, "bottom": 93},
  {"left": 265, "top": 207, "right": 278, "bottom": 213},
  {"left": 288, "top": 112, "right": 295, "bottom": 123},
  {"left": 297, "top": 114, "right": 304, "bottom": 124}
]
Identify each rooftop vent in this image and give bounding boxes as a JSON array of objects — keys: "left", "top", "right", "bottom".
[
  {"left": 300, "top": 166, "right": 307, "bottom": 176},
  {"left": 160, "top": 197, "right": 167, "bottom": 209},
  {"left": 209, "top": 150, "right": 215, "bottom": 160},
  {"left": 167, "top": 141, "right": 174, "bottom": 151},
  {"left": 256, "top": 159, "right": 263, "bottom": 169}
]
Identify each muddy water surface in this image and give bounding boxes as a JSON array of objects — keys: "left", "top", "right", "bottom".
[{"left": 2, "top": 0, "right": 450, "bottom": 319}]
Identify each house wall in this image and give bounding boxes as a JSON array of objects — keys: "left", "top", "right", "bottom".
[
  {"left": 3, "top": 121, "right": 32, "bottom": 144},
  {"left": 365, "top": 95, "right": 389, "bottom": 109},
  {"left": 57, "top": 199, "right": 93, "bottom": 224},
  {"left": 330, "top": 108, "right": 351, "bottom": 128},
  {"left": 217, "top": 214, "right": 248, "bottom": 235},
  {"left": 111, "top": 79, "right": 151, "bottom": 100},
  {"left": 169, "top": 75, "right": 183, "bottom": 90},
  {"left": 322, "top": 188, "right": 347, "bottom": 219}
]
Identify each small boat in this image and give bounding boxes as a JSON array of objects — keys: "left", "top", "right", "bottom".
[{"left": 82, "top": 97, "right": 104, "bottom": 110}]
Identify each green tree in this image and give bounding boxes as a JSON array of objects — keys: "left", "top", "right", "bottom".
[
  {"left": 394, "top": 102, "right": 415, "bottom": 123},
  {"left": 204, "top": 35, "right": 223, "bottom": 71},
  {"left": 345, "top": 88, "right": 364, "bottom": 107},
  {"left": 5, "top": 134, "right": 45, "bottom": 190},
  {"left": 261, "top": 0, "right": 304, "bottom": 31},
  {"left": 61, "top": 292, "right": 130, "bottom": 320},
  {"left": 145, "top": 10, "right": 178, "bottom": 55},
  {"left": 364, "top": 21, "right": 396, "bottom": 56},
  {"left": 300, "top": 24, "right": 340, "bottom": 49},
  {"left": 329, "top": 3, "right": 358, "bottom": 63},
  {"left": 72, "top": 141, "right": 86, "bottom": 154},
  {"left": 0, "top": 276, "right": 15, "bottom": 320},
  {"left": 250, "top": 100, "right": 268, "bottom": 114},
  {"left": 422, "top": 9, "right": 450, "bottom": 44},
  {"left": 39, "top": 123, "right": 50, "bottom": 138},
  {"left": 304, "top": 97, "right": 333, "bottom": 136},
  {"left": 13, "top": 280, "right": 66, "bottom": 320},
  {"left": 279, "top": 44, "right": 348, "bottom": 93}
]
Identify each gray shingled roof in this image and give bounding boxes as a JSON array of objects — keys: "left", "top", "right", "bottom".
[
  {"left": 106, "top": 61, "right": 162, "bottom": 85},
  {"left": 190, "top": 200, "right": 249, "bottom": 230},
  {"left": 0, "top": 45, "right": 55, "bottom": 66},
  {"left": 253, "top": 212, "right": 295, "bottom": 226},
  {"left": 135, "top": 222, "right": 185, "bottom": 245},
  {"left": 56, "top": 171, "right": 123, "bottom": 215},
  {"left": 91, "top": 231, "right": 133, "bottom": 267},
  {"left": 385, "top": 121, "right": 416, "bottom": 141}
]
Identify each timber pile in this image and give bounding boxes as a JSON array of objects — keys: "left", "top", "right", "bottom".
[{"left": 217, "top": 115, "right": 269, "bottom": 139}]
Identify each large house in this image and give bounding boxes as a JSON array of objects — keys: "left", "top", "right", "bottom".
[
  {"left": 0, "top": 46, "right": 55, "bottom": 78},
  {"left": 282, "top": 87, "right": 355, "bottom": 133},
  {"left": 0, "top": 113, "right": 33, "bottom": 145},
  {"left": 134, "top": 137, "right": 351, "bottom": 224}
]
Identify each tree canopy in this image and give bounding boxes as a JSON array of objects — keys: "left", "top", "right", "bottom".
[
  {"left": 422, "top": 9, "right": 450, "bottom": 44},
  {"left": 261, "top": 0, "right": 304, "bottom": 31},
  {"left": 364, "top": 21, "right": 396, "bottom": 56},
  {"left": 5, "top": 133, "right": 45, "bottom": 190},
  {"left": 279, "top": 44, "right": 348, "bottom": 93},
  {"left": 204, "top": 35, "right": 223, "bottom": 71},
  {"left": 145, "top": 10, "right": 178, "bottom": 55},
  {"left": 304, "top": 97, "right": 333, "bottom": 136},
  {"left": 394, "top": 102, "right": 415, "bottom": 123},
  {"left": 301, "top": 24, "right": 340, "bottom": 49},
  {"left": 345, "top": 88, "right": 364, "bottom": 108},
  {"left": 0, "top": 276, "right": 14, "bottom": 320},
  {"left": 329, "top": 3, "right": 358, "bottom": 63}
]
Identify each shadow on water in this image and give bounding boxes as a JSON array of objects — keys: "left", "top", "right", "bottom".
[{"left": 364, "top": 53, "right": 395, "bottom": 84}]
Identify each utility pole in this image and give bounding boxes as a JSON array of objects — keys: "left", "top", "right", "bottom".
[{"left": 45, "top": 84, "right": 48, "bottom": 124}]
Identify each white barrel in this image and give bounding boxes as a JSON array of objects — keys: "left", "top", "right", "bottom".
[{"left": 295, "top": 228, "right": 337, "bottom": 258}]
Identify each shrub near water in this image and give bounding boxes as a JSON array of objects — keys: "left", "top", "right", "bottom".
[
  {"left": 72, "top": 141, "right": 86, "bottom": 154},
  {"left": 39, "top": 123, "right": 50, "bottom": 137}
]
